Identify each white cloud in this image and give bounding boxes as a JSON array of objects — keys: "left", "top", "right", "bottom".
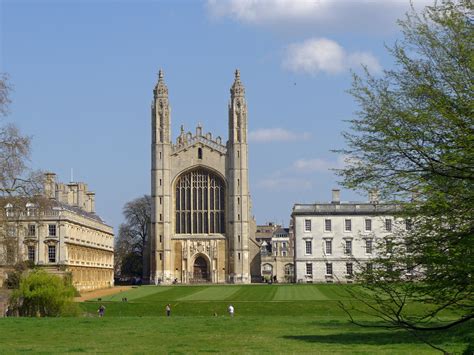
[
  {"left": 283, "top": 38, "right": 381, "bottom": 75},
  {"left": 207, "top": 0, "right": 435, "bottom": 33},
  {"left": 293, "top": 155, "right": 346, "bottom": 172},
  {"left": 249, "top": 128, "right": 310, "bottom": 142}
]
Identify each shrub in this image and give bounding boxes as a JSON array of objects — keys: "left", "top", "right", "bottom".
[{"left": 10, "top": 270, "right": 77, "bottom": 317}]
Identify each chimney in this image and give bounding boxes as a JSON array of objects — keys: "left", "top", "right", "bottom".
[
  {"left": 331, "top": 189, "right": 340, "bottom": 204},
  {"left": 77, "top": 183, "right": 87, "bottom": 210},
  {"left": 43, "top": 172, "right": 57, "bottom": 199},
  {"left": 86, "top": 192, "right": 96, "bottom": 213},
  {"left": 369, "top": 189, "right": 379, "bottom": 204}
]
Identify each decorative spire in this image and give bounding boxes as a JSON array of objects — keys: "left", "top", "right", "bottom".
[
  {"left": 230, "top": 69, "right": 245, "bottom": 98},
  {"left": 154, "top": 68, "right": 168, "bottom": 98}
]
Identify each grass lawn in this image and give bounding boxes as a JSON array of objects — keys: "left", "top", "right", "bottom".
[{"left": 0, "top": 284, "right": 471, "bottom": 354}]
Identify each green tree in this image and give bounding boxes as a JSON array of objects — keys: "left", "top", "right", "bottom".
[
  {"left": 336, "top": 0, "right": 473, "bottom": 348},
  {"left": 10, "top": 270, "right": 77, "bottom": 317}
]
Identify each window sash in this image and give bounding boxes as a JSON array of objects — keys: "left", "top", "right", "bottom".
[
  {"left": 326, "top": 263, "right": 333, "bottom": 275},
  {"left": 365, "top": 219, "right": 372, "bottom": 231},
  {"left": 325, "top": 240, "right": 332, "bottom": 254},
  {"left": 324, "top": 219, "right": 332, "bottom": 232},
  {"left": 346, "top": 263, "right": 353, "bottom": 275},
  {"left": 48, "top": 246, "right": 56, "bottom": 263},
  {"left": 345, "top": 240, "right": 352, "bottom": 255},
  {"left": 344, "top": 219, "right": 351, "bottom": 231},
  {"left": 366, "top": 240, "right": 373, "bottom": 254},
  {"left": 48, "top": 224, "right": 57, "bottom": 236}
]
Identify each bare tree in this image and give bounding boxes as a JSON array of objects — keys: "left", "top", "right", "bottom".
[
  {"left": 0, "top": 74, "right": 43, "bottom": 271},
  {"left": 114, "top": 195, "right": 151, "bottom": 279}
]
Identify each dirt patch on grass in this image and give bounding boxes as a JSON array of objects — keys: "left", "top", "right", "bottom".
[{"left": 74, "top": 286, "right": 133, "bottom": 302}]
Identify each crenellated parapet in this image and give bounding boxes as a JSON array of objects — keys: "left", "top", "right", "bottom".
[{"left": 172, "top": 124, "right": 227, "bottom": 155}]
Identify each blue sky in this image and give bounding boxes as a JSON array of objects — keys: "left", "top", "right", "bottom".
[{"left": 1, "top": 0, "right": 433, "bottom": 230}]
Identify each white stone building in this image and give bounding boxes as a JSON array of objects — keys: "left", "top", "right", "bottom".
[
  {"left": 293, "top": 189, "right": 404, "bottom": 283},
  {"left": 147, "top": 70, "right": 259, "bottom": 284},
  {"left": 0, "top": 173, "right": 114, "bottom": 291}
]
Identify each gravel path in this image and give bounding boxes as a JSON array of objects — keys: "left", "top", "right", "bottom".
[{"left": 74, "top": 286, "right": 133, "bottom": 302}]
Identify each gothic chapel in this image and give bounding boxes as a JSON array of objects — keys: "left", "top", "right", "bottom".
[{"left": 147, "top": 70, "right": 259, "bottom": 284}]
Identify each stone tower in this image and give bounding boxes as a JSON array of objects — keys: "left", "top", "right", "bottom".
[
  {"left": 227, "top": 70, "right": 250, "bottom": 283},
  {"left": 150, "top": 69, "right": 172, "bottom": 283},
  {"left": 149, "top": 69, "right": 255, "bottom": 284}
]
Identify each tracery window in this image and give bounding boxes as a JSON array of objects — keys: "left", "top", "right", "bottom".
[{"left": 175, "top": 169, "right": 225, "bottom": 234}]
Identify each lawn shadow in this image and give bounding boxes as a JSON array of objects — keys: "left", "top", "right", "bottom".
[{"left": 282, "top": 330, "right": 418, "bottom": 346}]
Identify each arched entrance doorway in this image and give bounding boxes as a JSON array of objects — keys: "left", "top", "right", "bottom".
[{"left": 192, "top": 256, "right": 210, "bottom": 282}]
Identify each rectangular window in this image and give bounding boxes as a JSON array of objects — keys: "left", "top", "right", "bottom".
[
  {"left": 48, "top": 224, "right": 57, "bottom": 237},
  {"left": 365, "top": 219, "right": 372, "bottom": 231},
  {"left": 386, "top": 239, "right": 393, "bottom": 254},
  {"left": 344, "top": 219, "right": 352, "bottom": 231},
  {"left": 406, "top": 219, "right": 412, "bottom": 230},
  {"left": 304, "top": 219, "right": 311, "bottom": 232},
  {"left": 345, "top": 240, "right": 352, "bottom": 255},
  {"left": 325, "top": 240, "right": 332, "bottom": 255},
  {"left": 306, "top": 263, "right": 313, "bottom": 276},
  {"left": 28, "top": 246, "right": 35, "bottom": 262},
  {"left": 305, "top": 240, "right": 312, "bottom": 255},
  {"left": 366, "top": 239, "right": 373, "bottom": 254},
  {"left": 28, "top": 224, "right": 36, "bottom": 237},
  {"left": 326, "top": 263, "right": 333, "bottom": 275},
  {"left": 385, "top": 219, "right": 392, "bottom": 231},
  {"left": 324, "top": 219, "right": 332, "bottom": 232},
  {"left": 346, "top": 263, "right": 353, "bottom": 276},
  {"left": 282, "top": 251, "right": 287, "bottom": 257},
  {"left": 48, "top": 245, "right": 56, "bottom": 263}
]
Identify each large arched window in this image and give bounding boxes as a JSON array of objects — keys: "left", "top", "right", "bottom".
[{"left": 175, "top": 169, "right": 225, "bottom": 234}]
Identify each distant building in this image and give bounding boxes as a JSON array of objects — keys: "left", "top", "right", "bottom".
[
  {"left": 260, "top": 223, "right": 295, "bottom": 283},
  {"left": 292, "top": 189, "right": 404, "bottom": 283},
  {"left": 255, "top": 222, "right": 281, "bottom": 255},
  {"left": 0, "top": 173, "right": 114, "bottom": 291}
]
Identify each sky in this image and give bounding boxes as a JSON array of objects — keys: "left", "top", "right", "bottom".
[{"left": 1, "top": 0, "right": 434, "bottom": 230}]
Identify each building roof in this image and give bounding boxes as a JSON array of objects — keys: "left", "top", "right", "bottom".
[
  {"left": 273, "top": 227, "right": 289, "bottom": 235},
  {"left": 292, "top": 202, "right": 400, "bottom": 216},
  {"left": 55, "top": 201, "right": 105, "bottom": 224}
]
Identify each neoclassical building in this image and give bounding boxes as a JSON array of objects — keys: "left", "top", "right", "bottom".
[
  {"left": 0, "top": 173, "right": 114, "bottom": 291},
  {"left": 292, "top": 189, "right": 405, "bottom": 283},
  {"left": 147, "top": 70, "right": 258, "bottom": 284}
]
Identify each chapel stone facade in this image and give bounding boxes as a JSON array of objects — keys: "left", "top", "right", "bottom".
[{"left": 147, "top": 69, "right": 256, "bottom": 284}]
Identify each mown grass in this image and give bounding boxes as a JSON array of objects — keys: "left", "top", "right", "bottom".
[{"left": 0, "top": 284, "right": 471, "bottom": 354}]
